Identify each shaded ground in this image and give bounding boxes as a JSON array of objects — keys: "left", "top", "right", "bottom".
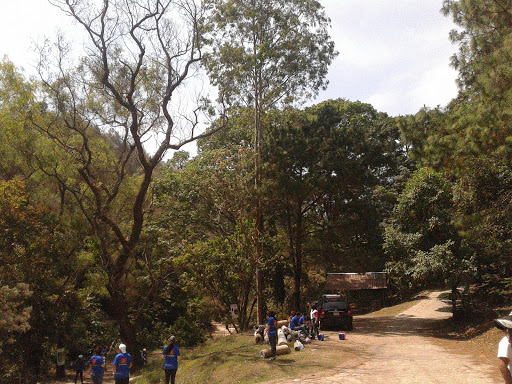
[{"left": 263, "top": 291, "right": 500, "bottom": 384}]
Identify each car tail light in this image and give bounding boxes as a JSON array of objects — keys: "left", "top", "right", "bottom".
[
  {"left": 348, "top": 308, "right": 352, "bottom": 316},
  {"left": 320, "top": 309, "right": 325, "bottom": 317}
]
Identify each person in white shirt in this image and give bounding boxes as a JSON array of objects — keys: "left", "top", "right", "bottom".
[
  {"left": 495, "top": 314, "right": 512, "bottom": 384},
  {"left": 307, "top": 303, "right": 319, "bottom": 339}
]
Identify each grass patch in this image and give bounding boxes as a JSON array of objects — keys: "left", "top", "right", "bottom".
[
  {"left": 133, "top": 333, "right": 364, "bottom": 384},
  {"left": 360, "top": 298, "right": 420, "bottom": 318}
]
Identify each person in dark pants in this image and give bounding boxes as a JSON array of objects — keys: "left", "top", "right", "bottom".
[
  {"left": 112, "top": 343, "right": 132, "bottom": 384},
  {"left": 308, "top": 303, "right": 319, "bottom": 339},
  {"left": 89, "top": 346, "right": 106, "bottom": 384},
  {"left": 162, "top": 335, "right": 180, "bottom": 384},
  {"left": 290, "top": 312, "right": 308, "bottom": 337},
  {"left": 141, "top": 348, "right": 148, "bottom": 365},
  {"left": 73, "top": 355, "right": 85, "bottom": 384},
  {"left": 264, "top": 310, "right": 278, "bottom": 360}
]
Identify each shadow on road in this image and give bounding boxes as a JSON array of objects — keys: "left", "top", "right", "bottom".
[{"left": 352, "top": 309, "right": 494, "bottom": 341}]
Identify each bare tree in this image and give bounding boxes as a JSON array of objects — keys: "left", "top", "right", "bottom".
[{"left": 34, "top": 0, "right": 221, "bottom": 364}]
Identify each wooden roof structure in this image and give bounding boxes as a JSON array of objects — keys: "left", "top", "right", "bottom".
[{"left": 326, "top": 272, "right": 387, "bottom": 292}]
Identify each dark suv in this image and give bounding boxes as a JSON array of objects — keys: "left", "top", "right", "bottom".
[{"left": 319, "top": 294, "right": 353, "bottom": 331}]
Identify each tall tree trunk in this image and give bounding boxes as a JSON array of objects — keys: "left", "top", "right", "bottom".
[
  {"left": 273, "top": 263, "right": 285, "bottom": 304},
  {"left": 254, "top": 69, "right": 265, "bottom": 324},
  {"left": 108, "top": 280, "right": 142, "bottom": 368},
  {"left": 293, "top": 206, "right": 303, "bottom": 310},
  {"left": 256, "top": 210, "right": 264, "bottom": 324}
]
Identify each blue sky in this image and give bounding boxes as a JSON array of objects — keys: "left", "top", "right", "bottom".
[{"left": 0, "top": 0, "right": 459, "bottom": 118}]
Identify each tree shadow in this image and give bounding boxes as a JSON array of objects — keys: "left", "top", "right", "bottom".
[{"left": 351, "top": 312, "right": 495, "bottom": 341}]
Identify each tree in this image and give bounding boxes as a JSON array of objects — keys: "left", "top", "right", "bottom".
[
  {"left": 33, "top": 0, "right": 222, "bottom": 364},
  {"left": 205, "top": 0, "right": 338, "bottom": 322},
  {"left": 452, "top": 157, "right": 512, "bottom": 306},
  {"left": 152, "top": 111, "right": 259, "bottom": 330},
  {"left": 0, "top": 178, "right": 103, "bottom": 382},
  {"left": 442, "top": 0, "right": 512, "bottom": 94},
  {"left": 384, "top": 168, "right": 471, "bottom": 308},
  {"left": 0, "top": 58, "right": 38, "bottom": 180},
  {"left": 390, "top": 0, "right": 512, "bottom": 311},
  {"left": 266, "top": 99, "right": 406, "bottom": 308},
  {"left": 439, "top": 0, "right": 512, "bottom": 169}
]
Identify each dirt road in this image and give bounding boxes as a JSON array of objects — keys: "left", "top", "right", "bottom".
[{"left": 265, "top": 291, "right": 498, "bottom": 384}]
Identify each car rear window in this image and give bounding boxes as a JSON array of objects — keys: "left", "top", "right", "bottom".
[{"left": 323, "top": 301, "right": 348, "bottom": 310}]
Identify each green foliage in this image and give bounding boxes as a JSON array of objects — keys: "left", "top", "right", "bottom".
[
  {"left": 0, "top": 179, "right": 102, "bottom": 381},
  {"left": 384, "top": 168, "right": 470, "bottom": 295},
  {"left": 442, "top": 0, "right": 512, "bottom": 94},
  {"left": 392, "top": 1, "right": 512, "bottom": 308},
  {"left": 263, "top": 100, "right": 408, "bottom": 307},
  {"left": 452, "top": 158, "right": 512, "bottom": 305},
  {"left": 205, "top": 0, "right": 338, "bottom": 108},
  {"left": 166, "top": 316, "right": 208, "bottom": 348},
  {"left": 269, "top": 100, "right": 406, "bottom": 272},
  {"left": 152, "top": 115, "right": 260, "bottom": 330},
  {"left": 432, "top": 1, "right": 512, "bottom": 172},
  {"left": 0, "top": 58, "right": 37, "bottom": 180},
  {"left": 153, "top": 100, "right": 409, "bottom": 319},
  {"left": 0, "top": 283, "right": 32, "bottom": 336}
]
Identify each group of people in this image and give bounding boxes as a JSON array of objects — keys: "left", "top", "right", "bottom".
[
  {"left": 263, "top": 303, "right": 321, "bottom": 361},
  {"left": 73, "top": 344, "right": 132, "bottom": 384},
  {"left": 72, "top": 336, "right": 181, "bottom": 384},
  {"left": 289, "top": 303, "right": 320, "bottom": 340}
]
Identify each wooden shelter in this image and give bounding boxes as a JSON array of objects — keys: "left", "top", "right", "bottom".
[{"left": 325, "top": 272, "right": 387, "bottom": 313}]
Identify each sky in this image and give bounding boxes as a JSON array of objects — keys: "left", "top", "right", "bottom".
[{"left": 0, "top": 0, "right": 459, "bottom": 119}]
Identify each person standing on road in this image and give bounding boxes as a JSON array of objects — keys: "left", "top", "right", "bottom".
[
  {"left": 89, "top": 346, "right": 106, "bottom": 384},
  {"left": 495, "top": 314, "right": 512, "bottom": 384},
  {"left": 73, "top": 355, "right": 85, "bottom": 384},
  {"left": 162, "top": 335, "right": 180, "bottom": 384},
  {"left": 112, "top": 343, "right": 132, "bottom": 384},
  {"left": 264, "top": 310, "right": 278, "bottom": 360}
]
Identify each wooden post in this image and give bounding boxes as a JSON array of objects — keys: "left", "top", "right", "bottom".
[
  {"left": 259, "top": 345, "right": 291, "bottom": 358},
  {"left": 276, "top": 320, "right": 289, "bottom": 327}
]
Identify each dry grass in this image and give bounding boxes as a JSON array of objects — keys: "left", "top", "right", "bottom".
[
  {"left": 359, "top": 299, "right": 420, "bottom": 318},
  {"left": 133, "top": 333, "right": 364, "bottom": 384}
]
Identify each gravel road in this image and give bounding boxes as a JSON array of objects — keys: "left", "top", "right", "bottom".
[{"left": 264, "top": 291, "right": 498, "bottom": 384}]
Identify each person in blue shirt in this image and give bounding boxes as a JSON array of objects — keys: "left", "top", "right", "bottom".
[
  {"left": 141, "top": 348, "right": 148, "bottom": 365},
  {"left": 73, "top": 355, "right": 85, "bottom": 384},
  {"left": 290, "top": 312, "right": 308, "bottom": 337},
  {"left": 112, "top": 343, "right": 132, "bottom": 384},
  {"left": 289, "top": 313, "right": 299, "bottom": 329},
  {"left": 89, "top": 346, "right": 106, "bottom": 384},
  {"left": 162, "top": 335, "right": 181, "bottom": 384},
  {"left": 264, "top": 310, "right": 278, "bottom": 360}
]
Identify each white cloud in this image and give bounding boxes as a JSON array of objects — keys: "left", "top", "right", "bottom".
[
  {"left": 317, "top": 0, "right": 460, "bottom": 116},
  {"left": 1, "top": 0, "right": 460, "bottom": 119},
  {"left": 410, "top": 63, "right": 458, "bottom": 111}
]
